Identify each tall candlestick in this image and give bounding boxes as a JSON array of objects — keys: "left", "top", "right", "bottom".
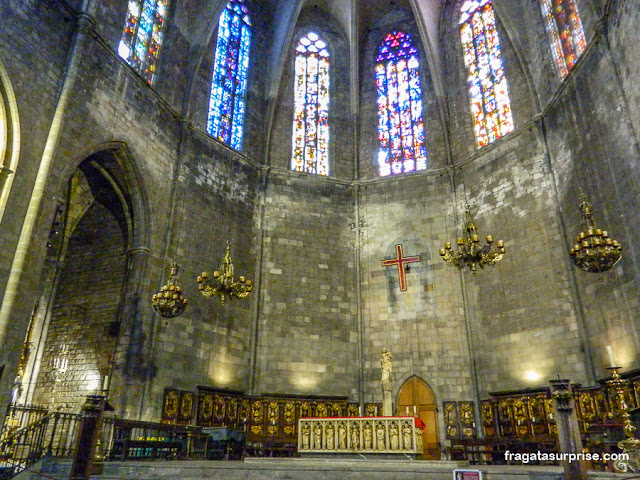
[
  {"left": 405, "top": 406, "right": 409, "bottom": 415},
  {"left": 606, "top": 345, "right": 616, "bottom": 368},
  {"left": 413, "top": 405, "right": 417, "bottom": 416}
]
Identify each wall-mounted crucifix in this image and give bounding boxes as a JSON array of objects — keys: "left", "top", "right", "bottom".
[{"left": 381, "top": 244, "right": 420, "bottom": 291}]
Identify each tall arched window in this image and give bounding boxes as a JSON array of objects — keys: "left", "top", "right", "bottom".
[
  {"left": 291, "top": 32, "right": 330, "bottom": 176},
  {"left": 207, "top": 0, "right": 251, "bottom": 150},
  {"left": 460, "top": 0, "right": 514, "bottom": 148},
  {"left": 118, "top": 0, "right": 169, "bottom": 84},
  {"left": 539, "top": 0, "right": 586, "bottom": 79},
  {"left": 375, "top": 32, "right": 427, "bottom": 177}
]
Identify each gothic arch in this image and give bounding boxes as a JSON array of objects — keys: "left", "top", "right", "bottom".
[
  {"left": 20, "top": 144, "right": 152, "bottom": 412},
  {"left": 360, "top": 5, "right": 445, "bottom": 178},
  {"left": 439, "top": 0, "right": 538, "bottom": 154},
  {"left": 395, "top": 375, "right": 440, "bottom": 459},
  {"left": 267, "top": 6, "right": 353, "bottom": 177},
  {"left": 0, "top": 59, "right": 21, "bottom": 224},
  {"left": 56, "top": 142, "right": 152, "bottom": 250}
]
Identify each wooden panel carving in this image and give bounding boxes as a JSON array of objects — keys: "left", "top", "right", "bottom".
[
  {"left": 197, "top": 391, "right": 214, "bottom": 426},
  {"left": 528, "top": 394, "right": 549, "bottom": 436},
  {"left": 481, "top": 400, "right": 497, "bottom": 437},
  {"left": 177, "top": 391, "right": 194, "bottom": 425},
  {"left": 161, "top": 388, "right": 179, "bottom": 424},
  {"left": 459, "top": 401, "right": 476, "bottom": 438},
  {"left": 443, "top": 402, "right": 458, "bottom": 439},
  {"left": 512, "top": 397, "right": 530, "bottom": 437},
  {"left": 497, "top": 398, "right": 514, "bottom": 437}
]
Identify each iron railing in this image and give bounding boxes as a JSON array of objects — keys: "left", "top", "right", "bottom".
[
  {"left": 0, "top": 403, "right": 48, "bottom": 442},
  {"left": 0, "top": 410, "right": 87, "bottom": 479},
  {"left": 0, "top": 404, "right": 252, "bottom": 478}
]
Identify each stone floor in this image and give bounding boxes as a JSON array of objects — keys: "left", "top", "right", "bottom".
[{"left": 23, "top": 458, "right": 639, "bottom": 480}]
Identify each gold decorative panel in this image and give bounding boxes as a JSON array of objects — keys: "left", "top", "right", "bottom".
[
  {"left": 443, "top": 401, "right": 458, "bottom": 439},
  {"left": 481, "top": 400, "right": 497, "bottom": 437},
  {"left": 161, "top": 389, "right": 179, "bottom": 424}
]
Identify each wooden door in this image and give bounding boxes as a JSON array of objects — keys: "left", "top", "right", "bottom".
[{"left": 396, "top": 376, "right": 439, "bottom": 459}]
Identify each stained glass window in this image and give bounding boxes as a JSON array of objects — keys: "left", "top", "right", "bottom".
[
  {"left": 291, "top": 32, "right": 330, "bottom": 176},
  {"left": 460, "top": 0, "right": 514, "bottom": 148},
  {"left": 375, "top": 31, "right": 427, "bottom": 177},
  {"left": 539, "top": 0, "right": 587, "bottom": 79},
  {"left": 207, "top": 0, "right": 251, "bottom": 150},
  {"left": 118, "top": 0, "right": 169, "bottom": 84}
]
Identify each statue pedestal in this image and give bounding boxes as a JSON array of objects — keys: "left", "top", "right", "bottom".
[{"left": 382, "top": 389, "right": 393, "bottom": 417}]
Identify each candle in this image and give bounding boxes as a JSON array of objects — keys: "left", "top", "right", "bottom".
[
  {"left": 413, "top": 406, "right": 417, "bottom": 416},
  {"left": 405, "top": 407, "right": 409, "bottom": 415},
  {"left": 606, "top": 345, "right": 616, "bottom": 368},
  {"left": 359, "top": 405, "right": 363, "bottom": 416},
  {"left": 102, "top": 375, "right": 109, "bottom": 391}
]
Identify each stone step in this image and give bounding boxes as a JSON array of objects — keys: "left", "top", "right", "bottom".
[{"left": 28, "top": 458, "right": 629, "bottom": 480}]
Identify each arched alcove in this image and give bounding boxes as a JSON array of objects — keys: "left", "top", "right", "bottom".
[
  {"left": 27, "top": 153, "right": 134, "bottom": 411},
  {"left": 396, "top": 375, "right": 439, "bottom": 459}
]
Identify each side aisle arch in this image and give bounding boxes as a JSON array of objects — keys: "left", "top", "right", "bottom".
[{"left": 0, "top": 60, "right": 21, "bottom": 223}]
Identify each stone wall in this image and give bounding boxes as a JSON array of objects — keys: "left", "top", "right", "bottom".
[
  {"left": 254, "top": 173, "right": 358, "bottom": 397},
  {"left": 359, "top": 172, "right": 474, "bottom": 403}
]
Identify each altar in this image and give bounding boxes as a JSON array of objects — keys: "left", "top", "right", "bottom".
[{"left": 297, "top": 416, "right": 424, "bottom": 455}]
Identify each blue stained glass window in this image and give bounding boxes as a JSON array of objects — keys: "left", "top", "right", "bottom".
[
  {"left": 459, "top": 0, "right": 513, "bottom": 148},
  {"left": 207, "top": 0, "right": 251, "bottom": 150},
  {"left": 118, "top": 0, "right": 168, "bottom": 84},
  {"left": 375, "top": 31, "right": 427, "bottom": 177},
  {"left": 291, "top": 32, "right": 330, "bottom": 176}
]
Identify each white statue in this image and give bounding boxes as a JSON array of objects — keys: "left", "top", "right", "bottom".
[{"left": 381, "top": 348, "right": 392, "bottom": 383}]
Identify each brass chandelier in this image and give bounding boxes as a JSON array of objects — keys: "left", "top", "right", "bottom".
[
  {"left": 440, "top": 205, "right": 505, "bottom": 275},
  {"left": 152, "top": 262, "right": 189, "bottom": 318},
  {"left": 197, "top": 241, "right": 252, "bottom": 305},
  {"left": 569, "top": 193, "right": 622, "bottom": 275}
]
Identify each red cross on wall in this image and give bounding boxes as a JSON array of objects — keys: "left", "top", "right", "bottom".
[{"left": 381, "top": 244, "right": 420, "bottom": 291}]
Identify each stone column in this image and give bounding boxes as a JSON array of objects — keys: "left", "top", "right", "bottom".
[
  {"left": 549, "top": 379, "right": 587, "bottom": 480},
  {"left": 70, "top": 394, "right": 106, "bottom": 480}
]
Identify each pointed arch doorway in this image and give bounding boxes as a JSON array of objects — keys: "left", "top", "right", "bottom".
[{"left": 396, "top": 376, "right": 439, "bottom": 459}]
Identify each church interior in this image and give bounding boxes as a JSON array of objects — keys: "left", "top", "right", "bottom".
[{"left": 1, "top": 0, "right": 640, "bottom": 476}]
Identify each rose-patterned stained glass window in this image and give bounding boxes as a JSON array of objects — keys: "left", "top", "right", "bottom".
[
  {"left": 207, "top": 0, "right": 251, "bottom": 150},
  {"left": 291, "top": 32, "right": 330, "bottom": 176},
  {"left": 118, "top": 0, "right": 168, "bottom": 84},
  {"left": 460, "top": 0, "right": 514, "bottom": 148},
  {"left": 539, "top": 0, "right": 587, "bottom": 79},
  {"left": 375, "top": 31, "right": 427, "bottom": 177}
]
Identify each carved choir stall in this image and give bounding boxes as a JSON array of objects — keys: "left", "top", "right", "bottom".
[
  {"left": 160, "top": 386, "right": 383, "bottom": 457},
  {"left": 451, "top": 369, "right": 640, "bottom": 470}
]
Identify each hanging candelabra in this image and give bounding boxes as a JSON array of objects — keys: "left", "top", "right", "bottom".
[
  {"left": 569, "top": 193, "right": 622, "bottom": 275},
  {"left": 439, "top": 205, "right": 505, "bottom": 275},
  {"left": 197, "top": 241, "right": 252, "bottom": 305},
  {"left": 152, "top": 262, "right": 189, "bottom": 318}
]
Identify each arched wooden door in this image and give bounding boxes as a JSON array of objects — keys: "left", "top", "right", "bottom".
[{"left": 396, "top": 376, "right": 439, "bottom": 459}]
